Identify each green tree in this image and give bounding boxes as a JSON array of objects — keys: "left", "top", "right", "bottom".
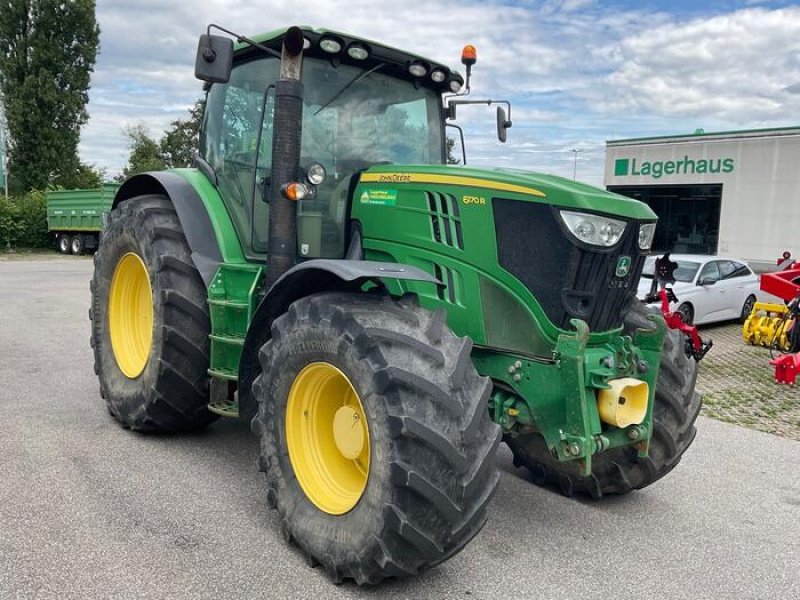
[
  {"left": 120, "top": 100, "right": 204, "bottom": 179},
  {"left": 160, "top": 99, "right": 205, "bottom": 168},
  {"left": 0, "top": 0, "right": 100, "bottom": 193},
  {"left": 122, "top": 124, "right": 165, "bottom": 179},
  {"left": 71, "top": 162, "right": 105, "bottom": 188},
  {"left": 446, "top": 136, "right": 461, "bottom": 165}
]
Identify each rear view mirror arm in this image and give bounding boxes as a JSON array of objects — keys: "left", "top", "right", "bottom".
[{"left": 207, "top": 24, "right": 281, "bottom": 59}]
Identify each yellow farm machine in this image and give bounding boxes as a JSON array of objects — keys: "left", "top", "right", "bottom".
[{"left": 742, "top": 253, "right": 800, "bottom": 384}]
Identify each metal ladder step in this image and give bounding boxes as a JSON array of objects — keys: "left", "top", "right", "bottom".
[{"left": 208, "top": 399, "right": 239, "bottom": 418}]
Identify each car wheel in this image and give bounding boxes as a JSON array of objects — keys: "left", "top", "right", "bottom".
[
  {"left": 740, "top": 295, "right": 756, "bottom": 324},
  {"left": 677, "top": 302, "right": 694, "bottom": 325}
]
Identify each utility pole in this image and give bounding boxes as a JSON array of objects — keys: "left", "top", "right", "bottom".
[{"left": 571, "top": 148, "right": 582, "bottom": 180}]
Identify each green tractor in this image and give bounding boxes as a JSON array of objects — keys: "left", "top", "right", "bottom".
[{"left": 90, "top": 25, "right": 700, "bottom": 584}]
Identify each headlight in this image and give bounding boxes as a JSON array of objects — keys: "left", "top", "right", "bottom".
[
  {"left": 638, "top": 223, "right": 656, "bottom": 250},
  {"left": 305, "top": 162, "right": 326, "bottom": 185},
  {"left": 408, "top": 62, "right": 428, "bottom": 77},
  {"left": 319, "top": 36, "right": 343, "bottom": 54},
  {"left": 346, "top": 43, "right": 369, "bottom": 61},
  {"left": 559, "top": 210, "right": 627, "bottom": 247}
]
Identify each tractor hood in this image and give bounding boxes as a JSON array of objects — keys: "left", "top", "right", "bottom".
[{"left": 360, "top": 164, "right": 656, "bottom": 221}]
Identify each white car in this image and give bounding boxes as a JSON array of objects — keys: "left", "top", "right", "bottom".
[{"left": 637, "top": 254, "right": 761, "bottom": 325}]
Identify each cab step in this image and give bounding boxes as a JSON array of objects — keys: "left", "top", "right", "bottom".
[{"left": 208, "top": 399, "right": 239, "bottom": 418}]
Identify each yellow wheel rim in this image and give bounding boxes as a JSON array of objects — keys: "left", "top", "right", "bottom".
[
  {"left": 108, "top": 252, "right": 154, "bottom": 379},
  {"left": 286, "top": 362, "right": 370, "bottom": 515}
]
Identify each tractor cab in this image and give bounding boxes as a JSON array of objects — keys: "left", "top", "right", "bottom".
[{"left": 198, "top": 27, "right": 455, "bottom": 260}]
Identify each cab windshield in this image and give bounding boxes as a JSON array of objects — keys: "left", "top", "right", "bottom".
[
  {"left": 201, "top": 55, "right": 444, "bottom": 257},
  {"left": 302, "top": 58, "right": 445, "bottom": 168}
]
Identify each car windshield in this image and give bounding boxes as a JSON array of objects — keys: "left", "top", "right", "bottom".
[{"left": 642, "top": 257, "right": 701, "bottom": 282}]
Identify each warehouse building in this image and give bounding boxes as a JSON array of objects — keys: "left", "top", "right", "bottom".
[{"left": 604, "top": 127, "right": 800, "bottom": 270}]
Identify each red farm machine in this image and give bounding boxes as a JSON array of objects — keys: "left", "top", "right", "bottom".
[{"left": 742, "top": 253, "right": 800, "bottom": 384}]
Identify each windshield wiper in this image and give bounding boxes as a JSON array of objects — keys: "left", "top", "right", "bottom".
[{"left": 314, "top": 63, "right": 386, "bottom": 115}]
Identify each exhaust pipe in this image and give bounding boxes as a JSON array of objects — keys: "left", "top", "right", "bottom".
[
  {"left": 597, "top": 378, "right": 649, "bottom": 428},
  {"left": 265, "top": 26, "right": 305, "bottom": 289}
]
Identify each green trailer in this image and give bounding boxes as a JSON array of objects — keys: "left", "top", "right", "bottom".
[{"left": 47, "top": 183, "right": 120, "bottom": 254}]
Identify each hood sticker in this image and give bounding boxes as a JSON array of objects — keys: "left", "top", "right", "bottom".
[{"left": 360, "top": 189, "right": 398, "bottom": 206}]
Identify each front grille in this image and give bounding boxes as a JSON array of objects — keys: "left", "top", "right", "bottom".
[{"left": 493, "top": 199, "right": 646, "bottom": 332}]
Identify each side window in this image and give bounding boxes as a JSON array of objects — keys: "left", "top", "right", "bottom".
[
  {"left": 251, "top": 90, "right": 275, "bottom": 252},
  {"left": 728, "top": 261, "right": 751, "bottom": 278},
  {"left": 718, "top": 260, "right": 736, "bottom": 280},
  {"left": 698, "top": 261, "right": 720, "bottom": 283}
]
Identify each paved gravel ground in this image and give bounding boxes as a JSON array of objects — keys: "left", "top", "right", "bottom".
[
  {"left": 697, "top": 321, "right": 800, "bottom": 440},
  {"left": 1, "top": 258, "right": 798, "bottom": 600}
]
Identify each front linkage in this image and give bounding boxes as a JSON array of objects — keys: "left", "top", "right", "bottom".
[{"left": 479, "top": 316, "right": 666, "bottom": 478}]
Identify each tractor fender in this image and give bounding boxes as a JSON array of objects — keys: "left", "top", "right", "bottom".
[
  {"left": 113, "top": 171, "right": 223, "bottom": 287},
  {"left": 237, "top": 259, "right": 441, "bottom": 422}
]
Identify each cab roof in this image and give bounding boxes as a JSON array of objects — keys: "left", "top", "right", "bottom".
[{"left": 235, "top": 26, "right": 463, "bottom": 94}]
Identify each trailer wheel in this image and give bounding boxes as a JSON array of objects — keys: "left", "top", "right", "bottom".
[
  {"left": 70, "top": 235, "right": 84, "bottom": 255},
  {"left": 251, "top": 292, "right": 500, "bottom": 584},
  {"left": 505, "top": 301, "right": 701, "bottom": 498},
  {"left": 57, "top": 234, "right": 71, "bottom": 254},
  {"left": 90, "top": 194, "right": 217, "bottom": 432}
]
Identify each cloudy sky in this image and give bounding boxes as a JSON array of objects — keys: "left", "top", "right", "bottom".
[{"left": 79, "top": 0, "right": 800, "bottom": 186}]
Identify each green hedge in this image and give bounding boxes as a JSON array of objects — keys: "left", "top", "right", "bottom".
[{"left": 0, "top": 191, "right": 50, "bottom": 249}]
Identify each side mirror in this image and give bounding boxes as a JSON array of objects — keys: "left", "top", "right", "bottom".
[
  {"left": 496, "top": 106, "right": 511, "bottom": 143},
  {"left": 698, "top": 277, "right": 717, "bottom": 286},
  {"left": 195, "top": 34, "right": 233, "bottom": 83}
]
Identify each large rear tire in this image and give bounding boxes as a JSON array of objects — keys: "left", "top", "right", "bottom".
[
  {"left": 90, "top": 195, "right": 217, "bottom": 432},
  {"left": 252, "top": 292, "right": 501, "bottom": 584},
  {"left": 505, "top": 301, "right": 701, "bottom": 498}
]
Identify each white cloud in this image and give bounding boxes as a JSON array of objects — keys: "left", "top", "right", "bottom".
[{"left": 596, "top": 7, "right": 800, "bottom": 123}]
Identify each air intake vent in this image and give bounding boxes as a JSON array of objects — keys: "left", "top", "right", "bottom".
[
  {"left": 426, "top": 192, "right": 464, "bottom": 250},
  {"left": 433, "top": 263, "right": 460, "bottom": 305}
]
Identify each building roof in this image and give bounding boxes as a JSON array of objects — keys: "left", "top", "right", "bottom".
[{"left": 607, "top": 126, "right": 800, "bottom": 147}]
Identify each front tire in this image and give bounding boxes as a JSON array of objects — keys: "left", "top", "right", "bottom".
[
  {"left": 252, "top": 292, "right": 500, "bottom": 584},
  {"left": 90, "top": 195, "right": 217, "bottom": 432},
  {"left": 505, "top": 301, "right": 701, "bottom": 498}
]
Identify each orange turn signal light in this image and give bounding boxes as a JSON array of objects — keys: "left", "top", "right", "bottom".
[
  {"left": 461, "top": 44, "right": 477, "bottom": 66},
  {"left": 280, "top": 182, "right": 310, "bottom": 201}
]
